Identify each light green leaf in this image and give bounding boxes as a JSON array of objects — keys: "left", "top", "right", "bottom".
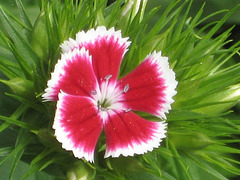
[
  {"left": 15, "top": 0, "right": 33, "bottom": 30},
  {"left": 0, "top": 7, "right": 39, "bottom": 77}
]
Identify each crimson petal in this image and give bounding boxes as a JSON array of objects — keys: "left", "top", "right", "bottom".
[
  {"left": 53, "top": 92, "right": 103, "bottom": 162},
  {"left": 42, "top": 48, "right": 98, "bottom": 101},
  {"left": 117, "top": 51, "right": 177, "bottom": 119},
  {"left": 61, "top": 26, "right": 130, "bottom": 84},
  {"left": 104, "top": 111, "right": 167, "bottom": 158}
]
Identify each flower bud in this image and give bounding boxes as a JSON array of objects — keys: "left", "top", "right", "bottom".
[
  {"left": 67, "top": 161, "right": 94, "bottom": 180},
  {"left": 37, "top": 129, "right": 60, "bottom": 149},
  {"left": 194, "top": 84, "right": 240, "bottom": 114},
  {"left": 168, "top": 132, "right": 214, "bottom": 150},
  {"left": 0, "top": 78, "right": 34, "bottom": 99}
]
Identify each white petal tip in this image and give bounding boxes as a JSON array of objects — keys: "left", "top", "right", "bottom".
[
  {"left": 147, "top": 51, "right": 178, "bottom": 119},
  {"left": 104, "top": 122, "right": 167, "bottom": 158},
  {"left": 62, "top": 26, "right": 131, "bottom": 54}
]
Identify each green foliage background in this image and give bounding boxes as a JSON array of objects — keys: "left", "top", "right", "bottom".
[{"left": 0, "top": 0, "right": 240, "bottom": 179}]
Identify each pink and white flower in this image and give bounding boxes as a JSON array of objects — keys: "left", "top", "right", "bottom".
[{"left": 43, "top": 26, "right": 177, "bottom": 162}]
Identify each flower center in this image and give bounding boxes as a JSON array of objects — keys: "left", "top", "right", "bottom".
[
  {"left": 97, "top": 98, "right": 111, "bottom": 111},
  {"left": 91, "top": 74, "right": 129, "bottom": 112}
]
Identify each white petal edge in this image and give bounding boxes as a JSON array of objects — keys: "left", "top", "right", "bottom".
[
  {"left": 146, "top": 51, "right": 178, "bottom": 119},
  {"left": 42, "top": 47, "right": 91, "bottom": 101},
  {"left": 60, "top": 26, "right": 131, "bottom": 56},
  {"left": 104, "top": 121, "right": 167, "bottom": 158},
  {"left": 53, "top": 92, "right": 96, "bottom": 163}
]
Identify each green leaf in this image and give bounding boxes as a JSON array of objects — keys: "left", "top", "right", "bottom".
[
  {"left": 0, "top": 104, "right": 28, "bottom": 133},
  {"left": 0, "top": 115, "right": 35, "bottom": 130},
  {"left": 0, "top": 159, "right": 55, "bottom": 180},
  {"left": 204, "top": 145, "right": 240, "bottom": 154},
  {"left": 0, "top": 134, "right": 33, "bottom": 166},
  {"left": 0, "top": 78, "right": 34, "bottom": 100},
  {"left": 22, "top": 149, "right": 65, "bottom": 180},
  {"left": 0, "top": 56, "right": 21, "bottom": 78},
  {"left": 4, "top": 93, "right": 46, "bottom": 113},
  {"left": 0, "top": 147, "right": 13, "bottom": 157},
  {"left": 15, "top": 0, "right": 33, "bottom": 31},
  {"left": 9, "top": 130, "right": 32, "bottom": 180},
  {"left": 168, "top": 141, "right": 193, "bottom": 180},
  {"left": 0, "top": 7, "right": 39, "bottom": 77},
  {"left": 0, "top": 4, "right": 32, "bottom": 31}
]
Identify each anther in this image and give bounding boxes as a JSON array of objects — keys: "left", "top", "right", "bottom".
[
  {"left": 125, "top": 108, "right": 131, "bottom": 112},
  {"left": 91, "top": 90, "right": 97, "bottom": 95},
  {"left": 123, "top": 84, "right": 129, "bottom": 93},
  {"left": 104, "top": 74, "right": 112, "bottom": 81},
  {"left": 100, "top": 107, "right": 107, "bottom": 111}
]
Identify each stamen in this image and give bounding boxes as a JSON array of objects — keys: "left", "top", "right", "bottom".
[
  {"left": 101, "top": 74, "right": 113, "bottom": 103},
  {"left": 125, "top": 108, "right": 131, "bottom": 112},
  {"left": 123, "top": 84, "right": 129, "bottom": 93},
  {"left": 104, "top": 74, "right": 112, "bottom": 81},
  {"left": 104, "top": 86, "right": 126, "bottom": 105},
  {"left": 99, "top": 107, "right": 108, "bottom": 111},
  {"left": 91, "top": 90, "right": 97, "bottom": 95}
]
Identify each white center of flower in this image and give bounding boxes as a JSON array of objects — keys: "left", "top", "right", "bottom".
[{"left": 91, "top": 74, "right": 129, "bottom": 113}]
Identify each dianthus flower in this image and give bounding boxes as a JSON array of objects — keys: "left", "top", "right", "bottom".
[{"left": 43, "top": 26, "right": 177, "bottom": 162}]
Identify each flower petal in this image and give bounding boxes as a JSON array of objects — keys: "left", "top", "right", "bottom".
[
  {"left": 42, "top": 48, "right": 98, "bottom": 101},
  {"left": 61, "top": 26, "right": 131, "bottom": 84},
  {"left": 104, "top": 111, "right": 167, "bottom": 158},
  {"left": 117, "top": 51, "right": 177, "bottom": 119},
  {"left": 53, "top": 92, "right": 103, "bottom": 162}
]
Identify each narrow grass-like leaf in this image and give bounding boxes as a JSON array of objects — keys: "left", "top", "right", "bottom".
[
  {"left": 9, "top": 130, "right": 31, "bottom": 180},
  {"left": 180, "top": 27, "right": 233, "bottom": 69},
  {"left": 0, "top": 5, "right": 32, "bottom": 31},
  {"left": 15, "top": 0, "right": 33, "bottom": 31},
  {"left": 199, "top": 153, "right": 240, "bottom": 175},
  {"left": 39, "top": 155, "right": 64, "bottom": 171},
  {"left": 30, "top": 149, "right": 53, "bottom": 167},
  {"left": 5, "top": 93, "right": 45, "bottom": 113},
  {"left": 218, "top": 139, "right": 240, "bottom": 143},
  {"left": 0, "top": 7, "right": 39, "bottom": 69},
  {"left": 142, "top": 0, "right": 180, "bottom": 44},
  {"left": 210, "top": 42, "right": 240, "bottom": 73},
  {"left": 105, "top": 0, "right": 124, "bottom": 27},
  {"left": 204, "top": 145, "right": 240, "bottom": 154},
  {"left": 0, "top": 135, "right": 33, "bottom": 166},
  {"left": 161, "top": 170, "right": 177, "bottom": 180},
  {"left": 0, "top": 43, "right": 15, "bottom": 61},
  {"left": 0, "top": 122, "right": 11, "bottom": 133},
  {"left": 221, "top": 156, "right": 240, "bottom": 166},
  {"left": 94, "top": 0, "right": 107, "bottom": 26},
  {"left": 167, "top": 110, "right": 211, "bottom": 121},
  {"left": 0, "top": 115, "right": 35, "bottom": 130},
  {"left": 200, "top": 64, "right": 240, "bottom": 91},
  {"left": 171, "top": 0, "right": 192, "bottom": 41},
  {"left": 22, "top": 149, "right": 62, "bottom": 180},
  {"left": 0, "top": 34, "right": 30, "bottom": 80},
  {"left": 169, "top": 141, "right": 193, "bottom": 180},
  {"left": 197, "top": 9, "right": 228, "bottom": 26},
  {"left": 201, "top": 5, "right": 240, "bottom": 41},
  {"left": 0, "top": 147, "right": 13, "bottom": 157},
  {"left": 0, "top": 61, "right": 20, "bottom": 79},
  {"left": 180, "top": 1, "right": 205, "bottom": 39},
  {"left": 187, "top": 154, "right": 228, "bottom": 180},
  {"left": 0, "top": 104, "right": 28, "bottom": 133}
]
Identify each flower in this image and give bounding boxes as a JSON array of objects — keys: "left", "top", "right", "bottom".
[{"left": 42, "top": 26, "right": 177, "bottom": 162}]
